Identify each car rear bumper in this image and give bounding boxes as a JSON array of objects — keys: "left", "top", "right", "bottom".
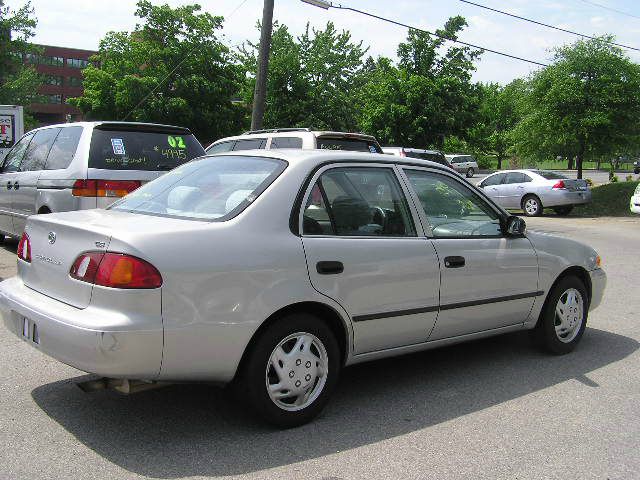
[
  {"left": 0, "top": 277, "right": 162, "bottom": 379},
  {"left": 540, "top": 189, "right": 591, "bottom": 207},
  {"left": 588, "top": 268, "right": 606, "bottom": 310}
]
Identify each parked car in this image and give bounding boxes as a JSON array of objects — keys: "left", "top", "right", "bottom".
[
  {"left": 382, "top": 147, "right": 454, "bottom": 170},
  {"left": 0, "top": 150, "right": 605, "bottom": 427},
  {"left": 634, "top": 160, "right": 639, "bottom": 175},
  {"left": 477, "top": 169, "right": 591, "bottom": 216},
  {"left": 206, "top": 128, "right": 383, "bottom": 154},
  {"left": 445, "top": 154, "right": 479, "bottom": 177},
  {"left": 631, "top": 182, "right": 640, "bottom": 214},
  {"left": 0, "top": 122, "right": 205, "bottom": 239}
]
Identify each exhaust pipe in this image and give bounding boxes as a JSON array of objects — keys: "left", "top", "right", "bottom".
[{"left": 76, "top": 378, "right": 168, "bottom": 394}]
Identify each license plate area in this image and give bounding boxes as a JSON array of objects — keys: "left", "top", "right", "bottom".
[{"left": 21, "top": 317, "right": 40, "bottom": 345}]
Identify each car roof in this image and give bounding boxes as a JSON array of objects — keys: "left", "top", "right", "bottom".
[
  {"left": 202, "top": 149, "right": 453, "bottom": 173},
  {"left": 445, "top": 153, "right": 472, "bottom": 157},
  {"left": 210, "top": 130, "right": 379, "bottom": 144},
  {"left": 27, "top": 121, "right": 193, "bottom": 134},
  {"left": 382, "top": 147, "right": 443, "bottom": 154}
]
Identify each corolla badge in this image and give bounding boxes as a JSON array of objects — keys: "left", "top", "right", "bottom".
[{"left": 48, "top": 231, "right": 56, "bottom": 244}]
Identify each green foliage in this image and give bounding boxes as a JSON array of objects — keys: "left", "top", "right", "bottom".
[
  {"left": 511, "top": 36, "right": 640, "bottom": 178},
  {"left": 626, "top": 175, "right": 633, "bottom": 182},
  {"left": 584, "top": 178, "right": 594, "bottom": 187},
  {"left": 69, "top": 0, "right": 244, "bottom": 144},
  {"left": 578, "top": 181, "right": 639, "bottom": 217},
  {"left": 238, "top": 21, "right": 368, "bottom": 131},
  {"left": 0, "top": 0, "right": 42, "bottom": 124}
]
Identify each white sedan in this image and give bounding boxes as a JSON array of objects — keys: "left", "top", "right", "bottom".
[{"left": 478, "top": 169, "right": 591, "bottom": 216}]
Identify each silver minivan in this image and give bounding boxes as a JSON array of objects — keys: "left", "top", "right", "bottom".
[{"left": 0, "top": 121, "right": 205, "bottom": 238}]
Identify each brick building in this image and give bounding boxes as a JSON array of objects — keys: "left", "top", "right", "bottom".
[{"left": 26, "top": 44, "right": 97, "bottom": 126}]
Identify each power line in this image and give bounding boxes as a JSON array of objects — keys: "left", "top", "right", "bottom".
[
  {"left": 459, "top": 0, "right": 639, "bottom": 52},
  {"left": 578, "top": 0, "right": 640, "bottom": 20},
  {"left": 330, "top": 4, "right": 549, "bottom": 67},
  {"left": 122, "top": 0, "right": 251, "bottom": 121}
]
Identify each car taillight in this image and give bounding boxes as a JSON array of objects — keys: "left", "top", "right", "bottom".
[
  {"left": 70, "top": 252, "right": 162, "bottom": 289},
  {"left": 552, "top": 180, "right": 566, "bottom": 189},
  {"left": 17, "top": 232, "right": 31, "bottom": 263},
  {"left": 72, "top": 179, "right": 141, "bottom": 197}
]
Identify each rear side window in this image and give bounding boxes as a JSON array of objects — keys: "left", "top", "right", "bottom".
[
  {"left": 89, "top": 129, "right": 205, "bottom": 171},
  {"left": 206, "top": 141, "right": 235, "bottom": 154},
  {"left": 271, "top": 137, "right": 303, "bottom": 149},
  {"left": 110, "top": 155, "right": 286, "bottom": 221},
  {"left": 45, "top": 126, "right": 83, "bottom": 170},
  {"left": 1, "top": 132, "right": 34, "bottom": 173},
  {"left": 316, "top": 137, "right": 382, "bottom": 153},
  {"left": 233, "top": 138, "right": 266, "bottom": 151},
  {"left": 21, "top": 128, "right": 60, "bottom": 171}
]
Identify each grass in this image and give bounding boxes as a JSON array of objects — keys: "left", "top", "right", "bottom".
[{"left": 570, "top": 181, "right": 639, "bottom": 217}]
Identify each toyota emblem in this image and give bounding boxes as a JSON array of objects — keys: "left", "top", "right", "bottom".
[{"left": 48, "top": 231, "right": 56, "bottom": 244}]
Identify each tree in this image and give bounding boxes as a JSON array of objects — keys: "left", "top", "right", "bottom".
[
  {"left": 357, "top": 17, "right": 483, "bottom": 147},
  {"left": 69, "top": 1, "right": 244, "bottom": 144},
  {"left": 0, "top": 0, "right": 42, "bottom": 127},
  {"left": 511, "top": 36, "right": 640, "bottom": 178},
  {"left": 238, "top": 21, "right": 368, "bottom": 130}
]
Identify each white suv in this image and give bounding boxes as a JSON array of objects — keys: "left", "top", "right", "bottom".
[
  {"left": 445, "top": 154, "right": 479, "bottom": 177},
  {"left": 206, "top": 128, "right": 383, "bottom": 154}
]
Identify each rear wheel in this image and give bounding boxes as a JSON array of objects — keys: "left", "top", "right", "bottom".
[
  {"left": 522, "top": 194, "right": 543, "bottom": 216},
  {"left": 236, "top": 313, "right": 341, "bottom": 428},
  {"left": 534, "top": 276, "right": 588, "bottom": 354},
  {"left": 553, "top": 206, "right": 573, "bottom": 216},
  {"left": 466, "top": 168, "right": 475, "bottom": 178}
]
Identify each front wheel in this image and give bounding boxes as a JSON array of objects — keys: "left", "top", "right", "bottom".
[
  {"left": 522, "top": 195, "right": 543, "bottom": 216},
  {"left": 534, "top": 276, "right": 588, "bottom": 355},
  {"left": 466, "top": 168, "right": 475, "bottom": 178},
  {"left": 553, "top": 205, "right": 573, "bottom": 216},
  {"left": 236, "top": 313, "right": 341, "bottom": 428}
]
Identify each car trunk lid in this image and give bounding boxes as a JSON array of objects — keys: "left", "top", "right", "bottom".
[{"left": 561, "top": 179, "right": 589, "bottom": 191}]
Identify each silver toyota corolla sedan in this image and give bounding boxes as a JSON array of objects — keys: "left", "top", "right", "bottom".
[
  {"left": 0, "top": 151, "right": 606, "bottom": 427},
  {"left": 477, "top": 169, "right": 591, "bottom": 216}
]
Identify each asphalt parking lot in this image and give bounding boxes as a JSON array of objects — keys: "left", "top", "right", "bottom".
[{"left": 0, "top": 215, "right": 639, "bottom": 480}]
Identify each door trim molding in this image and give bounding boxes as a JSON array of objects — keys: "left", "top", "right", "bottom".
[{"left": 352, "top": 290, "right": 544, "bottom": 322}]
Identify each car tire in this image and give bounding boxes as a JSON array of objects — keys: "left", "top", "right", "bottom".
[
  {"left": 521, "top": 194, "right": 543, "bottom": 216},
  {"left": 553, "top": 206, "right": 573, "bottom": 216},
  {"left": 235, "top": 313, "right": 341, "bottom": 428},
  {"left": 466, "top": 168, "right": 474, "bottom": 178},
  {"left": 534, "top": 275, "right": 588, "bottom": 355}
]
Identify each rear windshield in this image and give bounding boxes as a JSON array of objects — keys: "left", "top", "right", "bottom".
[
  {"left": 317, "top": 137, "right": 382, "bottom": 153},
  {"left": 89, "top": 129, "right": 205, "bottom": 171},
  {"left": 110, "top": 155, "right": 286, "bottom": 221},
  {"left": 536, "top": 170, "right": 567, "bottom": 180},
  {"left": 405, "top": 151, "right": 447, "bottom": 165}
]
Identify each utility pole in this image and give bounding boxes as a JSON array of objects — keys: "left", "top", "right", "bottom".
[{"left": 250, "top": 0, "right": 275, "bottom": 131}]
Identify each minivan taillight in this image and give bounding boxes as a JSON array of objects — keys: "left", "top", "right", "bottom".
[
  {"left": 17, "top": 232, "right": 31, "bottom": 263},
  {"left": 72, "top": 179, "right": 141, "bottom": 197},
  {"left": 552, "top": 180, "right": 566, "bottom": 190},
  {"left": 70, "top": 252, "right": 162, "bottom": 289}
]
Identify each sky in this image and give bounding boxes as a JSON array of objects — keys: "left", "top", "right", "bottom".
[{"left": 11, "top": 0, "right": 640, "bottom": 84}]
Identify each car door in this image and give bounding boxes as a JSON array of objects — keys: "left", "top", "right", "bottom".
[
  {"left": 401, "top": 167, "right": 540, "bottom": 340},
  {"left": 0, "top": 132, "right": 34, "bottom": 235},
  {"left": 300, "top": 164, "right": 441, "bottom": 354},
  {"left": 500, "top": 172, "right": 530, "bottom": 208},
  {"left": 479, "top": 172, "right": 508, "bottom": 206},
  {"left": 12, "top": 127, "right": 60, "bottom": 234}
]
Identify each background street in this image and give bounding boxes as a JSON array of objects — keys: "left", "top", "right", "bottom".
[{"left": 0, "top": 215, "right": 638, "bottom": 480}]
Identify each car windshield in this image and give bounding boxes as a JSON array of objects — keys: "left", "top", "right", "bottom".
[
  {"left": 110, "top": 155, "right": 286, "bottom": 221},
  {"left": 536, "top": 170, "right": 568, "bottom": 180},
  {"left": 89, "top": 128, "right": 205, "bottom": 171}
]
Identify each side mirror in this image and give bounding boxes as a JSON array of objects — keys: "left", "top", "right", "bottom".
[{"left": 504, "top": 215, "right": 526, "bottom": 237}]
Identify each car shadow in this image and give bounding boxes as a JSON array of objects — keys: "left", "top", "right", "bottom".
[{"left": 31, "top": 327, "right": 636, "bottom": 478}]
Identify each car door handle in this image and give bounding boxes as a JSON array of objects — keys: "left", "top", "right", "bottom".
[
  {"left": 444, "top": 256, "right": 465, "bottom": 268},
  {"left": 517, "top": 185, "right": 524, "bottom": 189},
  {"left": 6, "top": 182, "right": 12, "bottom": 190},
  {"left": 13, "top": 181, "right": 19, "bottom": 190},
  {"left": 316, "top": 261, "right": 344, "bottom": 275}
]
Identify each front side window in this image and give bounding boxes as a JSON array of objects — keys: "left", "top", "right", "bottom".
[
  {"left": 111, "top": 155, "right": 286, "bottom": 221},
  {"left": 480, "top": 173, "right": 505, "bottom": 187},
  {"left": 303, "top": 167, "right": 415, "bottom": 237},
  {"left": 404, "top": 169, "right": 502, "bottom": 238},
  {"left": 21, "top": 128, "right": 60, "bottom": 172},
  {"left": 1, "top": 133, "right": 34, "bottom": 173},
  {"left": 45, "top": 126, "right": 83, "bottom": 170},
  {"left": 504, "top": 172, "right": 526, "bottom": 184}
]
